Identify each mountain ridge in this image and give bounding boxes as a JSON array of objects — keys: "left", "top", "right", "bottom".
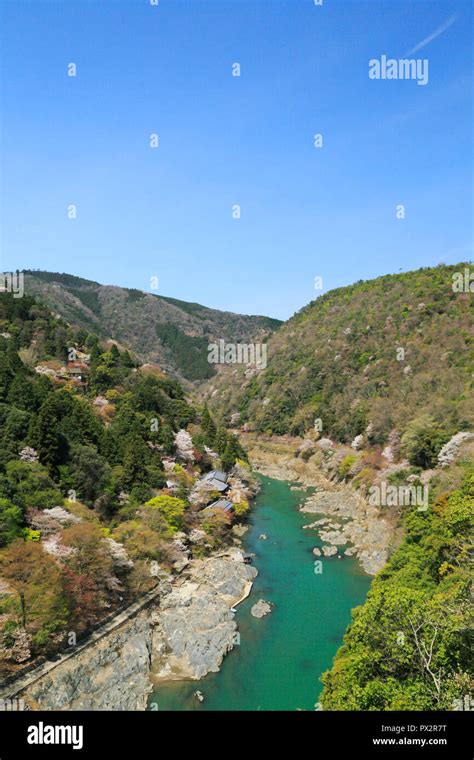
[
  {"left": 22, "top": 270, "right": 282, "bottom": 384},
  {"left": 204, "top": 262, "right": 474, "bottom": 446}
]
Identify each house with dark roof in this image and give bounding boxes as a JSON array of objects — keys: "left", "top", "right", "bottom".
[
  {"left": 202, "top": 499, "right": 234, "bottom": 515},
  {"left": 197, "top": 469, "right": 229, "bottom": 495},
  {"left": 66, "top": 361, "right": 89, "bottom": 382},
  {"left": 202, "top": 470, "right": 228, "bottom": 484},
  {"left": 205, "top": 478, "right": 229, "bottom": 493}
]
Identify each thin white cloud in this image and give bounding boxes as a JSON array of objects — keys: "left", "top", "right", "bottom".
[{"left": 405, "top": 15, "right": 457, "bottom": 56}]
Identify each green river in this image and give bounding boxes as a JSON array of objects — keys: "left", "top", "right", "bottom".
[{"left": 150, "top": 475, "right": 371, "bottom": 711}]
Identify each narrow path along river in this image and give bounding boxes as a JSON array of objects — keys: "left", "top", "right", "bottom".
[{"left": 151, "top": 475, "right": 371, "bottom": 711}]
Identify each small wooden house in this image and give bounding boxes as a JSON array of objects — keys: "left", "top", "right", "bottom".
[{"left": 66, "top": 362, "right": 89, "bottom": 382}]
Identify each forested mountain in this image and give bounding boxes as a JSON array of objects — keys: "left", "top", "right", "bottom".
[
  {"left": 23, "top": 271, "right": 281, "bottom": 384},
  {"left": 203, "top": 262, "right": 473, "bottom": 711},
  {"left": 321, "top": 454, "right": 473, "bottom": 710},
  {"left": 0, "top": 291, "right": 252, "bottom": 676},
  {"left": 2, "top": 263, "right": 472, "bottom": 710},
  {"left": 206, "top": 263, "right": 473, "bottom": 446}
]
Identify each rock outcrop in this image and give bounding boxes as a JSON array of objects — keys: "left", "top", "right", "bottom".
[
  {"left": 241, "top": 434, "right": 396, "bottom": 575},
  {"left": 3, "top": 551, "right": 257, "bottom": 710},
  {"left": 250, "top": 599, "right": 272, "bottom": 618},
  {"left": 151, "top": 550, "right": 257, "bottom": 681},
  {"left": 22, "top": 615, "right": 153, "bottom": 711},
  {"left": 321, "top": 544, "right": 338, "bottom": 557},
  {"left": 301, "top": 490, "right": 392, "bottom": 574}
]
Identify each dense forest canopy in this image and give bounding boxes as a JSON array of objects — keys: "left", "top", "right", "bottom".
[
  {"left": 0, "top": 291, "right": 248, "bottom": 674},
  {"left": 321, "top": 462, "right": 473, "bottom": 710},
  {"left": 207, "top": 263, "right": 473, "bottom": 446},
  {"left": 1, "top": 264, "right": 472, "bottom": 713}
]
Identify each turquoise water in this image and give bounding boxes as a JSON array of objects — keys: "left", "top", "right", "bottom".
[{"left": 150, "top": 475, "right": 371, "bottom": 711}]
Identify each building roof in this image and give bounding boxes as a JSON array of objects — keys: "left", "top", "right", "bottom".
[
  {"left": 204, "top": 478, "right": 229, "bottom": 492},
  {"left": 202, "top": 470, "right": 227, "bottom": 483},
  {"left": 203, "top": 499, "right": 234, "bottom": 513},
  {"left": 67, "top": 362, "right": 89, "bottom": 374}
]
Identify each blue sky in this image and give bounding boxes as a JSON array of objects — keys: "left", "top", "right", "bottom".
[{"left": 0, "top": 0, "right": 472, "bottom": 320}]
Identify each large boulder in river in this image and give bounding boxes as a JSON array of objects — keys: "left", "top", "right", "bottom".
[
  {"left": 251, "top": 599, "right": 272, "bottom": 619},
  {"left": 322, "top": 545, "right": 338, "bottom": 557}
]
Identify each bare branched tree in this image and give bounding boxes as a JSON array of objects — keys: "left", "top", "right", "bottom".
[{"left": 407, "top": 615, "right": 443, "bottom": 702}]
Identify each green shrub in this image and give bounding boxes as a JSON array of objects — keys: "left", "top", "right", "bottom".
[
  {"left": 338, "top": 454, "right": 357, "bottom": 479},
  {"left": 401, "top": 415, "right": 450, "bottom": 469}
]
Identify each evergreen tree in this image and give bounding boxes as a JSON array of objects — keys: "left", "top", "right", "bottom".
[
  {"left": 122, "top": 435, "right": 150, "bottom": 490},
  {"left": 220, "top": 442, "right": 235, "bottom": 473},
  {"left": 33, "top": 396, "right": 68, "bottom": 474},
  {"left": 201, "top": 404, "right": 216, "bottom": 446},
  {"left": 214, "top": 426, "right": 228, "bottom": 457},
  {"left": 109, "top": 343, "right": 121, "bottom": 365},
  {"left": 121, "top": 349, "right": 135, "bottom": 368},
  {"left": 7, "top": 375, "right": 40, "bottom": 412},
  {"left": 0, "top": 353, "right": 13, "bottom": 401}
]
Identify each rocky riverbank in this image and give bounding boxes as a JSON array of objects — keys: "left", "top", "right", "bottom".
[
  {"left": 21, "top": 613, "right": 154, "bottom": 711},
  {"left": 240, "top": 433, "right": 399, "bottom": 575},
  {"left": 2, "top": 549, "right": 257, "bottom": 710},
  {"left": 151, "top": 549, "right": 257, "bottom": 682},
  {"left": 300, "top": 490, "right": 393, "bottom": 574}
]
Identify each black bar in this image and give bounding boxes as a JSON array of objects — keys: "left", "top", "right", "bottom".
[{"left": 0, "top": 710, "right": 471, "bottom": 758}]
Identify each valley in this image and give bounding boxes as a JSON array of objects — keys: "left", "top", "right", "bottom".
[{"left": 0, "top": 262, "right": 472, "bottom": 712}]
